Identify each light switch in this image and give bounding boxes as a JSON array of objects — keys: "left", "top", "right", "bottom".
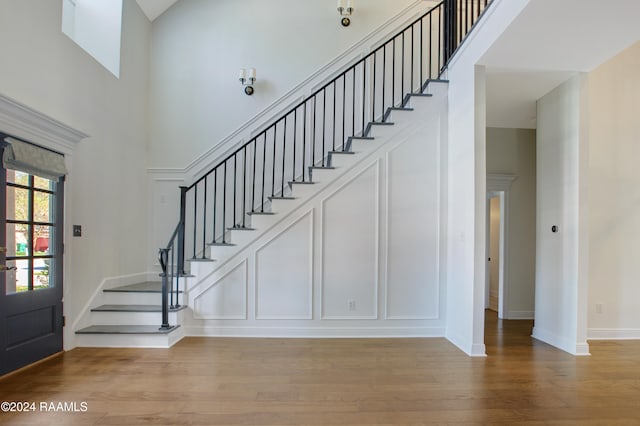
[{"left": 73, "top": 225, "right": 82, "bottom": 237}]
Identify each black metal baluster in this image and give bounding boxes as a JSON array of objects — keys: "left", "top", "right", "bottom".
[
  {"left": 261, "top": 132, "right": 266, "bottom": 212},
  {"left": 362, "top": 60, "right": 366, "bottom": 134},
  {"left": 372, "top": 51, "right": 376, "bottom": 122},
  {"left": 322, "top": 88, "right": 326, "bottom": 166},
  {"left": 233, "top": 154, "right": 237, "bottom": 227},
  {"left": 333, "top": 81, "right": 337, "bottom": 151},
  {"left": 351, "top": 67, "right": 356, "bottom": 139},
  {"left": 281, "top": 115, "right": 287, "bottom": 196},
  {"left": 429, "top": 12, "right": 433, "bottom": 79},
  {"left": 392, "top": 38, "right": 396, "bottom": 106},
  {"left": 302, "top": 102, "right": 307, "bottom": 181},
  {"left": 342, "top": 73, "right": 346, "bottom": 145},
  {"left": 212, "top": 169, "right": 217, "bottom": 243},
  {"left": 242, "top": 146, "right": 247, "bottom": 228},
  {"left": 438, "top": 6, "right": 442, "bottom": 73},
  {"left": 402, "top": 31, "right": 405, "bottom": 97},
  {"left": 192, "top": 185, "right": 197, "bottom": 258},
  {"left": 202, "top": 177, "right": 207, "bottom": 258},
  {"left": 222, "top": 161, "right": 227, "bottom": 243},
  {"left": 420, "top": 19, "right": 423, "bottom": 90},
  {"left": 312, "top": 97, "right": 317, "bottom": 166},
  {"left": 292, "top": 107, "right": 297, "bottom": 183},
  {"left": 409, "top": 25, "right": 416, "bottom": 93},
  {"left": 272, "top": 124, "right": 277, "bottom": 196},
  {"left": 382, "top": 43, "right": 386, "bottom": 121},
  {"left": 251, "top": 139, "right": 257, "bottom": 213}
]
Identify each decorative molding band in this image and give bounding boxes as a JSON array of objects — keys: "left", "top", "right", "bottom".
[
  {"left": 0, "top": 93, "right": 89, "bottom": 154},
  {"left": 588, "top": 328, "right": 640, "bottom": 340},
  {"left": 147, "top": 0, "right": 431, "bottom": 182}
]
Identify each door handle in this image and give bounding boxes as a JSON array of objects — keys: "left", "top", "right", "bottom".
[{"left": 0, "top": 265, "right": 17, "bottom": 271}]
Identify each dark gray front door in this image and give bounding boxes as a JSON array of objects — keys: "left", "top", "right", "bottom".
[{"left": 0, "top": 140, "right": 64, "bottom": 376}]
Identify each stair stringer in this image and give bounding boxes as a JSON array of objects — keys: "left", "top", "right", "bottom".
[{"left": 182, "top": 82, "right": 448, "bottom": 337}]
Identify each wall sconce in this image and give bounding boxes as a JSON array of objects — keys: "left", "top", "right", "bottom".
[
  {"left": 337, "top": 0, "right": 354, "bottom": 27},
  {"left": 239, "top": 68, "right": 256, "bottom": 95}
]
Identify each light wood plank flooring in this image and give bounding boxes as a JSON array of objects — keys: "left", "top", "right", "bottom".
[{"left": 1, "top": 311, "right": 640, "bottom": 425}]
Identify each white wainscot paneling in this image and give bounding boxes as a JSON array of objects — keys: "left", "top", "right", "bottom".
[
  {"left": 386, "top": 135, "right": 440, "bottom": 319},
  {"left": 192, "top": 260, "right": 247, "bottom": 319},
  {"left": 322, "top": 162, "right": 379, "bottom": 319},
  {"left": 255, "top": 211, "right": 313, "bottom": 319}
]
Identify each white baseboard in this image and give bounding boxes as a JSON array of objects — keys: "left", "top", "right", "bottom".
[
  {"left": 185, "top": 325, "right": 445, "bottom": 338},
  {"left": 588, "top": 328, "right": 640, "bottom": 340},
  {"left": 532, "top": 326, "right": 590, "bottom": 356}
]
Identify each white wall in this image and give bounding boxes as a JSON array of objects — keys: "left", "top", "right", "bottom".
[
  {"left": 587, "top": 42, "right": 640, "bottom": 339},
  {"left": 534, "top": 75, "right": 590, "bottom": 355},
  {"left": 0, "top": 0, "right": 151, "bottom": 348},
  {"left": 183, "top": 86, "right": 447, "bottom": 337},
  {"left": 445, "top": 0, "right": 530, "bottom": 356},
  {"left": 486, "top": 127, "right": 536, "bottom": 319},
  {"left": 148, "top": 0, "right": 428, "bottom": 169}
]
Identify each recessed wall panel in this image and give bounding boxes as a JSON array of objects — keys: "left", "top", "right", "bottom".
[
  {"left": 255, "top": 212, "right": 313, "bottom": 319},
  {"left": 386, "top": 131, "right": 439, "bottom": 319},
  {"left": 193, "top": 260, "right": 247, "bottom": 319},
  {"left": 322, "top": 163, "right": 378, "bottom": 319}
]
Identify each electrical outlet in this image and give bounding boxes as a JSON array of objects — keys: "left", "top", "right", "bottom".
[
  {"left": 595, "top": 303, "right": 603, "bottom": 314},
  {"left": 348, "top": 300, "right": 356, "bottom": 311}
]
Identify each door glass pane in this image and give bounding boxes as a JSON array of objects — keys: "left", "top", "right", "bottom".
[
  {"left": 6, "top": 259, "right": 29, "bottom": 294},
  {"left": 6, "top": 170, "right": 28, "bottom": 185},
  {"left": 6, "top": 186, "right": 29, "bottom": 221},
  {"left": 6, "top": 223, "right": 29, "bottom": 257},
  {"left": 34, "top": 225, "right": 52, "bottom": 255},
  {"left": 34, "top": 191, "right": 53, "bottom": 223},
  {"left": 34, "top": 176, "right": 52, "bottom": 191},
  {"left": 33, "top": 258, "right": 51, "bottom": 290}
]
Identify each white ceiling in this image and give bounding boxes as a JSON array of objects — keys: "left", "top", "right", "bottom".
[
  {"left": 481, "top": 0, "right": 640, "bottom": 129},
  {"left": 136, "top": 0, "right": 179, "bottom": 21}
]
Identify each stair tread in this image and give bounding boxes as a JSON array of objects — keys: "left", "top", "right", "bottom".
[
  {"left": 289, "top": 181, "right": 315, "bottom": 185},
  {"left": 227, "top": 226, "right": 256, "bottom": 230},
  {"left": 329, "top": 150, "right": 354, "bottom": 154},
  {"left": 105, "top": 282, "right": 163, "bottom": 293},
  {"left": 75, "top": 325, "right": 180, "bottom": 335},
  {"left": 188, "top": 257, "right": 215, "bottom": 262},
  {"left": 269, "top": 196, "right": 296, "bottom": 200},
  {"left": 371, "top": 121, "right": 395, "bottom": 125},
  {"left": 91, "top": 304, "right": 187, "bottom": 313}
]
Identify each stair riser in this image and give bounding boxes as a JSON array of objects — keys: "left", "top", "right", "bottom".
[
  {"left": 249, "top": 213, "right": 278, "bottom": 230},
  {"left": 269, "top": 198, "right": 298, "bottom": 214},
  {"left": 309, "top": 168, "right": 335, "bottom": 183},
  {"left": 75, "top": 332, "right": 179, "bottom": 348},
  {"left": 102, "top": 292, "right": 162, "bottom": 305},
  {"left": 349, "top": 139, "right": 378, "bottom": 153},
  {"left": 89, "top": 310, "right": 182, "bottom": 326},
  {"left": 407, "top": 96, "right": 434, "bottom": 109},
  {"left": 289, "top": 183, "right": 322, "bottom": 198},
  {"left": 207, "top": 245, "right": 238, "bottom": 260},
  {"left": 329, "top": 153, "right": 356, "bottom": 168}
]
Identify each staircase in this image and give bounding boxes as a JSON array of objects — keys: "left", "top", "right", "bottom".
[{"left": 75, "top": 0, "right": 492, "bottom": 347}]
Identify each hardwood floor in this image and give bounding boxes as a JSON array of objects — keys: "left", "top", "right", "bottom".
[{"left": 1, "top": 312, "right": 640, "bottom": 425}]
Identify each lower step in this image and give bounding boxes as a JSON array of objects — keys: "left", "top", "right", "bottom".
[
  {"left": 88, "top": 305, "right": 186, "bottom": 325},
  {"left": 76, "top": 324, "right": 179, "bottom": 334},
  {"left": 74, "top": 325, "right": 183, "bottom": 348}
]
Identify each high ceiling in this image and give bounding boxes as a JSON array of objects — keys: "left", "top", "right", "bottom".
[
  {"left": 136, "top": 0, "right": 179, "bottom": 21},
  {"left": 481, "top": 0, "right": 640, "bottom": 129}
]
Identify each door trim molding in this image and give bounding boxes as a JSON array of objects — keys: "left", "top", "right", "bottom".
[
  {"left": 0, "top": 94, "right": 88, "bottom": 154},
  {"left": 486, "top": 174, "right": 516, "bottom": 319}
]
